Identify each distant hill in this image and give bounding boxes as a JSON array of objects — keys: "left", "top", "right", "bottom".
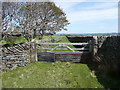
[{"left": 56, "top": 33, "right": 119, "bottom": 36}]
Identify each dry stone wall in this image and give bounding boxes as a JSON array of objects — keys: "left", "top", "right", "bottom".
[
  {"left": 0, "top": 43, "right": 32, "bottom": 70},
  {"left": 93, "top": 35, "right": 120, "bottom": 61},
  {"left": 93, "top": 35, "right": 120, "bottom": 76}
]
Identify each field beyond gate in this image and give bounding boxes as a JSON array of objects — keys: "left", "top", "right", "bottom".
[{"left": 37, "top": 36, "right": 93, "bottom": 63}]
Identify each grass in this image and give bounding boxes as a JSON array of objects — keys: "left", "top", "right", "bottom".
[
  {"left": 43, "top": 35, "right": 60, "bottom": 39},
  {"left": 0, "top": 35, "right": 63, "bottom": 44},
  {"left": 14, "top": 36, "right": 27, "bottom": 44},
  {"left": 0, "top": 36, "right": 27, "bottom": 44},
  {"left": 53, "top": 36, "right": 76, "bottom": 52},
  {"left": 2, "top": 62, "right": 103, "bottom": 88},
  {"left": 0, "top": 40, "right": 7, "bottom": 44}
]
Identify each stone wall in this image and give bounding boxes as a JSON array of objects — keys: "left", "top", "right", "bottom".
[
  {"left": 66, "top": 36, "right": 93, "bottom": 43},
  {"left": 92, "top": 35, "right": 120, "bottom": 76},
  {"left": 66, "top": 36, "right": 93, "bottom": 49},
  {"left": 93, "top": 35, "right": 120, "bottom": 61},
  {"left": 0, "top": 42, "right": 36, "bottom": 70}
]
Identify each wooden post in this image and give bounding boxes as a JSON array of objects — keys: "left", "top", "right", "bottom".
[
  {"left": 89, "top": 40, "right": 92, "bottom": 53},
  {"left": 34, "top": 42, "right": 38, "bottom": 62},
  {"left": 0, "top": 44, "right": 3, "bottom": 71},
  {"left": 89, "top": 39, "right": 94, "bottom": 57},
  {"left": 29, "top": 42, "right": 37, "bottom": 63}
]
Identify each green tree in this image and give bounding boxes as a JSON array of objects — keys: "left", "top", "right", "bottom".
[{"left": 2, "top": 2, "right": 69, "bottom": 42}]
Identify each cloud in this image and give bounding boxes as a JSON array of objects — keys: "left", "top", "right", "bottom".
[
  {"left": 78, "top": 2, "right": 117, "bottom": 10},
  {"left": 54, "top": 1, "right": 118, "bottom": 34},
  {"left": 54, "top": 2, "right": 118, "bottom": 24},
  {"left": 68, "top": 8, "right": 118, "bottom": 23},
  {"left": 52, "top": 0, "right": 119, "bottom": 2},
  {"left": 54, "top": 2, "right": 78, "bottom": 13}
]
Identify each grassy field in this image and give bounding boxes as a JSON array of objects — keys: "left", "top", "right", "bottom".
[
  {"left": 2, "top": 62, "right": 103, "bottom": 88},
  {"left": 0, "top": 36, "right": 27, "bottom": 44},
  {"left": 0, "top": 35, "right": 63, "bottom": 44},
  {"left": 40, "top": 36, "right": 78, "bottom": 52},
  {"left": 52, "top": 36, "right": 76, "bottom": 52},
  {"left": 43, "top": 35, "right": 61, "bottom": 39}
]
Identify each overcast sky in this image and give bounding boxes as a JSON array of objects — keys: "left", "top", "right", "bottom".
[{"left": 52, "top": 0, "right": 118, "bottom": 34}]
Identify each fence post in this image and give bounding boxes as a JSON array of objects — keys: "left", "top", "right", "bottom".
[
  {"left": 29, "top": 41, "right": 37, "bottom": 63},
  {"left": 0, "top": 44, "right": 3, "bottom": 71},
  {"left": 89, "top": 39, "right": 95, "bottom": 60},
  {"left": 89, "top": 40, "right": 92, "bottom": 53}
]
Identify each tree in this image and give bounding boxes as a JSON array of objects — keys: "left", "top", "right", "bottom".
[
  {"left": 1, "top": 2, "right": 24, "bottom": 40},
  {"left": 1, "top": 2, "right": 69, "bottom": 41}
]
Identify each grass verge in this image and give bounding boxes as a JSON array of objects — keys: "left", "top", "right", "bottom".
[{"left": 2, "top": 62, "right": 103, "bottom": 88}]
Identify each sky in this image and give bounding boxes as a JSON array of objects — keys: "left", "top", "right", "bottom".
[
  {"left": 52, "top": 0, "right": 119, "bottom": 34},
  {"left": 1, "top": 0, "right": 119, "bottom": 34}
]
